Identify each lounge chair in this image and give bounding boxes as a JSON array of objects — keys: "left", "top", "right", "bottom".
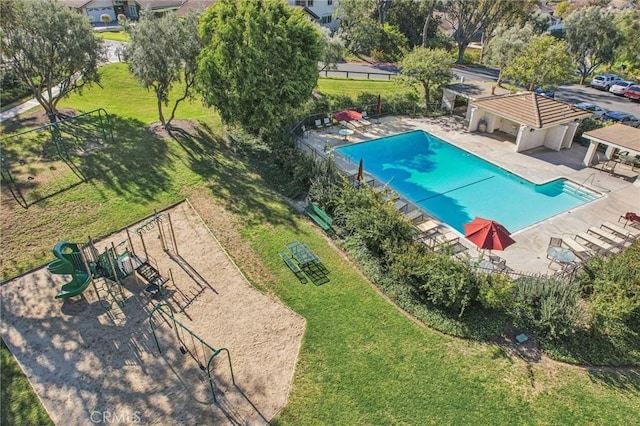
[
  {"left": 348, "top": 120, "right": 365, "bottom": 128},
  {"left": 620, "top": 212, "right": 640, "bottom": 229},
  {"left": 323, "top": 117, "right": 332, "bottom": 128},
  {"left": 339, "top": 120, "right": 358, "bottom": 131},
  {"left": 404, "top": 208, "right": 424, "bottom": 224},
  {"left": 601, "top": 221, "right": 640, "bottom": 240},
  {"left": 587, "top": 226, "right": 627, "bottom": 246},
  {"left": 314, "top": 119, "right": 323, "bottom": 130},
  {"left": 575, "top": 232, "right": 619, "bottom": 254},
  {"left": 415, "top": 219, "right": 439, "bottom": 239},
  {"left": 393, "top": 199, "right": 408, "bottom": 212},
  {"left": 357, "top": 118, "right": 372, "bottom": 126},
  {"left": 561, "top": 237, "right": 592, "bottom": 261}
]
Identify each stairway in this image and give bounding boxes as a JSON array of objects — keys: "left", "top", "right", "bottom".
[{"left": 136, "top": 262, "right": 169, "bottom": 296}]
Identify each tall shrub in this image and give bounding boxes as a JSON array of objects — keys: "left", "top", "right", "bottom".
[{"left": 508, "top": 275, "right": 582, "bottom": 339}]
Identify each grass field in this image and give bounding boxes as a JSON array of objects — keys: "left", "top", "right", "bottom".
[
  {"left": 1, "top": 64, "right": 639, "bottom": 425},
  {"left": 94, "top": 31, "right": 130, "bottom": 42}
]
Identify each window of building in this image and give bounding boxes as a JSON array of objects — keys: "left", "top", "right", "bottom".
[{"left": 321, "top": 15, "right": 332, "bottom": 24}]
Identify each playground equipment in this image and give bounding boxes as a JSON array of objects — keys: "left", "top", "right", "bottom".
[
  {"left": 149, "top": 303, "right": 235, "bottom": 403},
  {"left": 47, "top": 208, "right": 179, "bottom": 304},
  {"left": 48, "top": 242, "right": 92, "bottom": 299},
  {"left": 47, "top": 239, "right": 135, "bottom": 304}
]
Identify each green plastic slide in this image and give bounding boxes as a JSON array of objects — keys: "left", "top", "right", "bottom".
[{"left": 47, "top": 241, "right": 92, "bottom": 299}]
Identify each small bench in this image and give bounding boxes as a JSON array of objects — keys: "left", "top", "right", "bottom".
[
  {"left": 304, "top": 202, "right": 334, "bottom": 233},
  {"left": 279, "top": 252, "right": 307, "bottom": 284}
]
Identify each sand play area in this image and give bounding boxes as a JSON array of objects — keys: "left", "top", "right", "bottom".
[{"left": 1, "top": 200, "right": 305, "bottom": 425}]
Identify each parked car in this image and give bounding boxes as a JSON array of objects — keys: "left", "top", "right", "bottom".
[
  {"left": 609, "top": 81, "right": 635, "bottom": 95},
  {"left": 624, "top": 85, "right": 640, "bottom": 101},
  {"left": 602, "top": 111, "right": 640, "bottom": 127},
  {"left": 574, "top": 102, "right": 608, "bottom": 119},
  {"left": 590, "top": 74, "right": 622, "bottom": 90},
  {"left": 534, "top": 87, "right": 555, "bottom": 98}
]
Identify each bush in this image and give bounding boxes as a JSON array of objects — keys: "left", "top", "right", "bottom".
[
  {"left": 508, "top": 275, "right": 582, "bottom": 340},
  {"left": 0, "top": 65, "right": 31, "bottom": 106},
  {"left": 390, "top": 247, "right": 479, "bottom": 316},
  {"left": 476, "top": 273, "right": 515, "bottom": 312},
  {"left": 580, "top": 241, "right": 640, "bottom": 328},
  {"left": 574, "top": 117, "right": 605, "bottom": 145}
]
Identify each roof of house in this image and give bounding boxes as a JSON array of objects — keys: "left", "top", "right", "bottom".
[
  {"left": 136, "top": 0, "right": 185, "bottom": 10},
  {"left": 582, "top": 123, "right": 640, "bottom": 154},
  {"left": 175, "top": 0, "right": 215, "bottom": 16},
  {"left": 58, "top": 0, "right": 93, "bottom": 8},
  {"left": 471, "top": 92, "right": 592, "bottom": 129},
  {"left": 291, "top": 5, "right": 320, "bottom": 20}
]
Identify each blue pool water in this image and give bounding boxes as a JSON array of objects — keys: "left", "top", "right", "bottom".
[{"left": 335, "top": 130, "right": 599, "bottom": 233}]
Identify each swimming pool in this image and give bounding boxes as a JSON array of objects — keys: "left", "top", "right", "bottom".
[{"left": 335, "top": 130, "right": 599, "bottom": 233}]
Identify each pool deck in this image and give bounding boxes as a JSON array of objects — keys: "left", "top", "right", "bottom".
[{"left": 299, "top": 115, "right": 640, "bottom": 275}]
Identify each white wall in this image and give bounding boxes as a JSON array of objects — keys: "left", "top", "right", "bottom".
[{"left": 516, "top": 126, "right": 547, "bottom": 152}]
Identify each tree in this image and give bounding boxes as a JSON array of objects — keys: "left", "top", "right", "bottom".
[
  {"left": 316, "top": 24, "right": 344, "bottom": 73},
  {"left": 396, "top": 47, "right": 454, "bottom": 111},
  {"left": 484, "top": 24, "right": 535, "bottom": 85},
  {"left": 335, "top": 0, "right": 381, "bottom": 55},
  {"left": 564, "top": 6, "right": 622, "bottom": 85},
  {"left": 502, "top": 35, "right": 573, "bottom": 91},
  {"left": 0, "top": 0, "right": 103, "bottom": 122},
  {"left": 124, "top": 9, "right": 201, "bottom": 130},
  {"left": 198, "top": 0, "right": 321, "bottom": 134},
  {"left": 614, "top": 9, "right": 640, "bottom": 75},
  {"left": 443, "top": 0, "right": 536, "bottom": 64}
]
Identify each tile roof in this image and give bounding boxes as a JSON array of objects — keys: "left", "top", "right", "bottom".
[
  {"left": 471, "top": 92, "right": 592, "bottom": 129},
  {"left": 58, "top": 0, "right": 93, "bottom": 7},
  {"left": 583, "top": 123, "right": 640, "bottom": 154}
]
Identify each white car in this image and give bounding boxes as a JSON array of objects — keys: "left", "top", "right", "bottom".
[
  {"left": 590, "top": 74, "right": 622, "bottom": 90},
  {"left": 609, "top": 81, "right": 635, "bottom": 95},
  {"left": 574, "top": 102, "right": 608, "bottom": 119}
]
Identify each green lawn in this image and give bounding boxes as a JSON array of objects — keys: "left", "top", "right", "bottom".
[
  {"left": 94, "top": 31, "right": 130, "bottom": 42},
  {"left": 1, "top": 340, "right": 53, "bottom": 426},
  {"left": 2, "top": 63, "right": 639, "bottom": 424},
  {"left": 317, "top": 77, "right": 410, "bottom": 98}
]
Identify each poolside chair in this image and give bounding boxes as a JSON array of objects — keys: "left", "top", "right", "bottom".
[
  {"left": 339, "top": 120, "right": 358, "bottom": 131},
  {"left": 575, "top": 232, "right": 619, "bottom": 254},
  {"left": 620, "top": 212, "right": 640, "bottom": 229},
  {"left": 323, "top": 117, "right": 332, "bottom": 128},
  {"left": 587, "top": 227, "right": 627, "bottom": 246},
  {"left": 561, "top": 237, "right": 592, "bottom": 261},
  {"left": 314, "top": 119, "right": 323, "bottom": 130},
  {"left": 357, "top": 118, "right": 372, "bottom": 127},
  {"left": 601, "top": 222, "right": 640, "bottom": 240},
  {"left": 393, "top": 199, "right": 408, "bottom": 212},
  {"left": 404, "top": 208, "right": 424, "bottom": 224},
  {"left": 415, "top": 219, "right": 439, "bottom": 240}
]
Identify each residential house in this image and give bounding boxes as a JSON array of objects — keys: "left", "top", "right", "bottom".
[
  {"left": 287, "top": 0, "right": 338, "bottom": 29},
  {"left": 59, "top": 0, "right": 185, "bottom": 24}
]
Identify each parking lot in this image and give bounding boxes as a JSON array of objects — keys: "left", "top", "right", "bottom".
[{"left": 549, "top": 84, "right": 639, "bottom": 116}]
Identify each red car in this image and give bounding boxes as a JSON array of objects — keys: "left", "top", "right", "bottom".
[{"left": 624, "top": 84, "right": 640, "bottom": 101}]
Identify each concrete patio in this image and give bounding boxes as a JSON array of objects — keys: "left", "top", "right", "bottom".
[{"left": 297, "top": 115, "right": 640, "bottom": 275}]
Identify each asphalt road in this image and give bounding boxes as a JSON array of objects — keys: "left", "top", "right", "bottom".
[{"left": 329, "top": 61, "right": 640, "bottom": 116}]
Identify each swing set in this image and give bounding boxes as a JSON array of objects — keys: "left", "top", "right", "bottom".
[
  {"left": 1, "top": 108, "right": 114, "bottom": 208},
  {"left": 148, "top": 303, "right": 235, "bottom": 403}
]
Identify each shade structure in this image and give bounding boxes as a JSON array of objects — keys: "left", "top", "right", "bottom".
[
  {"left": 463, "top": 217, "right": 515, "bottom": 251},
  {"left": 376, "top": 94, "right": 382, "bottom": 114},
  {"left": 356, "top": 158, "right": 364, "bottom": 182},
  {"left": 333, "top": 109, "right": 362, "bottom": 122}
]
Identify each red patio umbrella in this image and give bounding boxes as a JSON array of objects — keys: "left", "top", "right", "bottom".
[
  {"left": 464, "top": 217, "right": 515, "bottom": 251},
  {"left": 333, "top": 109, "right": 362, "bottom": 122}
]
